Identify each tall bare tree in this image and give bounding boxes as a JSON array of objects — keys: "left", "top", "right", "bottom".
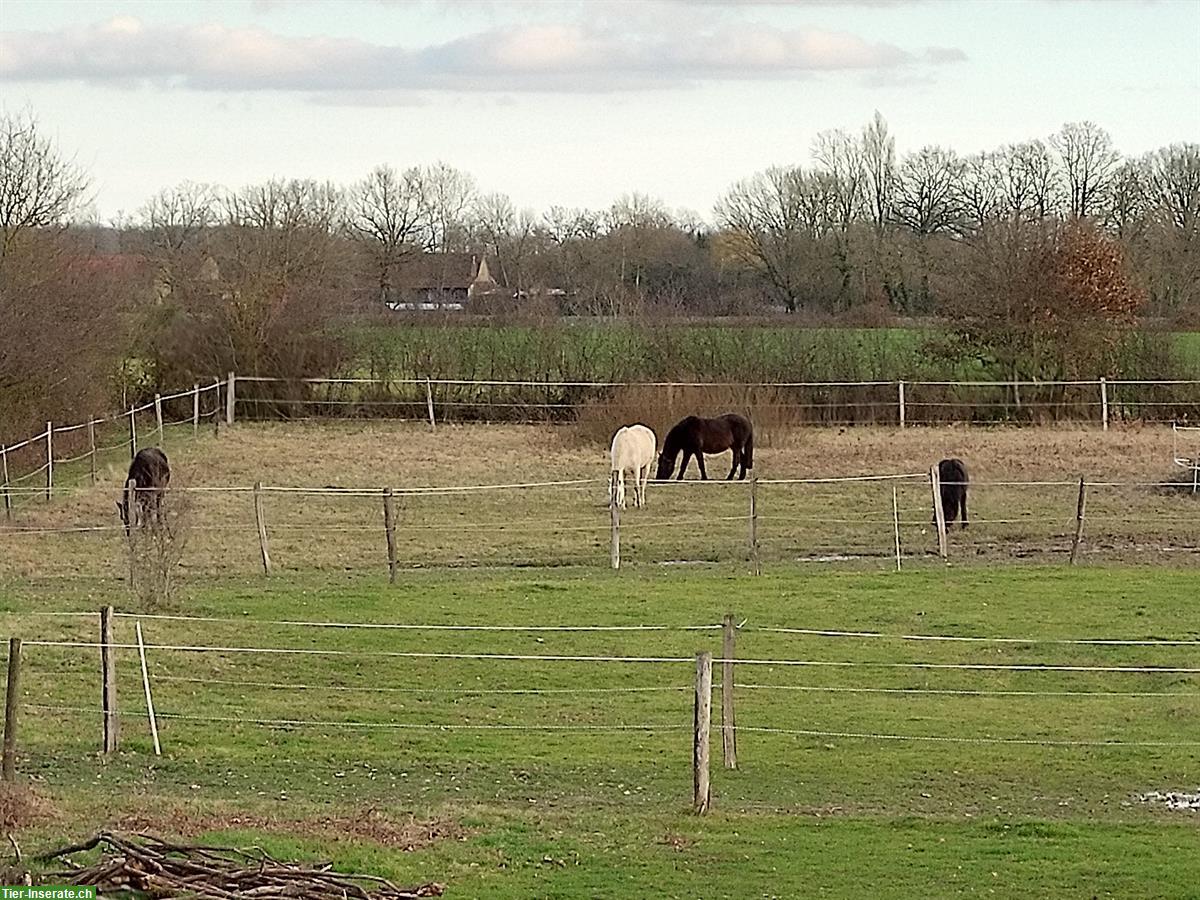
[
  {"left": 0, "top": 110, "right": 90, "bottom": 263},
  {"left": 892, "top": 146, "right": 964, "bottom": 235},
  {"left": 423, "top": 162, "right": 476, "bottom": 252},
  {"left": 996, "top": 140, "right": 1059, "bottom": 222},
  {"left": 860, "top": 111, "right": 895, "bottom": 233},
  {"left": 348, "top": 165, "right": 430, "bottom": 304},
  {"left": 1051, "top": 121, "right": 1119, "bottom": 220},
  {"left": 714, "top": 166, "right": 818, "bottom": 312}
]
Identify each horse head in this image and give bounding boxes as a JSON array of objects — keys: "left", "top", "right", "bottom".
[{"left": 655, "top": 452, "right": 675, "bottom": 481}]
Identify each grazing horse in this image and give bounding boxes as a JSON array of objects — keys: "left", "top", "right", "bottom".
[
  {"left": 117, "top": 447, "right": 171, "bottom": 535},
  {"left": 655, "top": 414, "right": 754, "bottom": 481},
  {"left": 936, "top": 458, "right": 969, "bottom": 529},
  {"left": 610, "top": 424, "right": 657, "bottom": 509}
]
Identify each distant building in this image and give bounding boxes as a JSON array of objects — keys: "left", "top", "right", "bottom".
[{"left": 388, "top": 253, "right": 514, "bottom": 311}]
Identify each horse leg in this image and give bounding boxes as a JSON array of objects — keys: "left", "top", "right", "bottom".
[
  {"left": 678, "top": 451, "right": 691, "bottom": 481},
  {"left": 696, "top": 453, "right": 708, "bottom": 481},
  {"left": 640, "top": 464, "right": 649, "bottom": 507},
  {"left": 727, "top": 448, "right": 740, "bottom": 480}
]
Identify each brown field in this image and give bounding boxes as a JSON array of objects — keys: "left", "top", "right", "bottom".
[{"left": 1, "top": 420, "right": 1196, "bottom": 579}]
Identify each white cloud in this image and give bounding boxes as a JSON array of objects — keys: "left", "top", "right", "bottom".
[{"left": 0, "top": 15, "right": 964, "bottom": 99}]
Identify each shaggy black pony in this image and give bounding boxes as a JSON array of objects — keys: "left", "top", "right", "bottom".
[
  {"left": 936, "top": 457, "right": 969, "bottom": 529},
  {"left": 655, "top": 413, "right": 754, "bottom": 481},
  {"left": 117, "top": 447, "right": 171, "bottom": 535}
]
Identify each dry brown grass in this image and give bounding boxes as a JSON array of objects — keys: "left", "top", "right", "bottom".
[
  {"left": 113, "top": 806, "right": 465, "bottom": 851},
  {"left": 0, "top": 421, "right": 1194, "bottom": 577},
  {"left": 0, "top": 782, "right": 56, "bottom": 833}
]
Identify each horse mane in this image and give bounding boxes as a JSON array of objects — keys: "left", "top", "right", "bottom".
[{"left": 661, "top": 417, "right": 694, "bottom": 458}]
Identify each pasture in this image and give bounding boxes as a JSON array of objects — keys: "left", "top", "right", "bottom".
[{"left": 1, "top": 420, "right": 1198, "bottom": 897}]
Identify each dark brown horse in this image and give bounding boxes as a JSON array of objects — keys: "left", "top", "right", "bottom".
[
  {"left": 656, "top": 414, "right": 754, "bottom": 481},
  {"left": 937, "top": 458, "right": 969, "bottom": 529},
  {"left": 117, "top": 447, "right": 171, "bottom": 535}
]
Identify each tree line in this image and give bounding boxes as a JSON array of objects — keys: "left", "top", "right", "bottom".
[{"left": 1, "top": 108, "right": 1197, "bottom": 440}]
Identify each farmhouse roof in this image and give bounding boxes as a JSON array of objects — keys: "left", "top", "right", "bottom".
[{"left": 397, "top": 252, "right": 501, "bottom": 290}]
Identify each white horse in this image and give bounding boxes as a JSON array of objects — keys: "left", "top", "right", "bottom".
[{"left": 610, "top": 424, "right": 657, "bottom": 510}]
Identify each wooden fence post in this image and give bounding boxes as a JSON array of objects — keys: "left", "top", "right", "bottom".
[
  {"left": 425, "top": 377, "right": 436, "bottom": 430},
  {"left": 213, "top": 379, "right": 222, "bottom": 438},
  {"left": 748, "top": 474, "right": 760, "bottom": 576},
  {"left": 383, "top": 487, "right": 398, "bottom": 584},
  {"left": 101, "top": 606, "right": 118, "bottom": 754},
  {"left": 721, "top": 615, "right": 737, "bottom": 770},
  {"left": 1, "top": 445, "right": 11, "bottom": 521},
  {"left": 135, "top": 621, "right": 162, "bottom": 756},
  {"left": 693, "top": 651, "right": 712, "bottom": 815},
  {"left": 192, "top": 383, "right": 200, "bottom": 437},
  {"left": 154, "top": 394, "right": 163, "bottom": 445},
  {"left": 898, "top": 381, "right": 906, "bottom": 429},
  {"left": 226, "top": 371, "right": 236, "bottom": 426},
  {"left": 253, "top": 481, "right": 272, "bottom": 574},
  {"left": 128, "top": 406, "right": 137, "bottom": 460},
  {"left": 1100, "top": 377, "right": 1109, "bottom": 431},
  {"left": 45, "top": 422, "right": 52, "bottom": 502},
  {"left": 892, "top": 484, "right": 902, "bottom": 572},
  {"left": 930, "top": 464, "right": 948, "bottom": 560},
  {"left": 2, "top": 637, "right": 21, "bottom": 781},
  {"left": 610, "top": 501, "right": 620, "bottom": 570},
  {"left": 88, "top": 418, "right": 97, "bottom": 485},
  {"left": 1069, "top": 477, "right": 1087, "bottom": 566}
]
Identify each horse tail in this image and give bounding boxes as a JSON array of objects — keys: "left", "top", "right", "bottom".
[{"left": 743, "top": 427, "right": 754, "bottom": 471}]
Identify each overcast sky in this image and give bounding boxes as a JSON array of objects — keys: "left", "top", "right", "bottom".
[{"left": 2, "top": 0, "right": 1198, "bottom": 222}]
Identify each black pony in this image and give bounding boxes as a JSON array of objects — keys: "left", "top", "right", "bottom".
[
  {"left": 655, "top": 414, "right": 754, "bottom": 481},
  {"left": 936, "top": 458, "right": 969, "bottom": 529},
  {"left": 117, "top": 447, "right": 171, "bottom": 535}
]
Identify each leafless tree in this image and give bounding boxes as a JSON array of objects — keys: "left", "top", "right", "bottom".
[
  {"left": 1144, "top": 143, "right": 1200, "bottom": 232},
  {"left": 1051, "top": 121, "right": 1120, "bottom": 220},
  {"left": 348, "top": 165, "right": 431, "bottom": 303},
  {"left": 860, "top": 111, "right": 895, "bottom": 232},
  {"left": 472, "top": 191, "right": 537, "bottom": 291},
  {"left": 423, "top": 162, "right": 476, "bottom": 252},
  {"left": 0, "top": 110, "right": 90, "bottom": 263},
  {"left": 956, "top": 152, "right": 1003, "bottom": 234},
  {"left": 137, "top": 181, "right": 220, "bottom": 252},
  {"left": 892, "top": 146, "right": 965, "bottom": 235},
  {"left": 714, "top": 166, "right": 815, "bottom": 312},
  {"left": 1106, "top": 159, "right": 1149, "bottom": 239},
  {"left": 812, "top": 128, "right": 867, "bottom": 231},
  {"left": 995, "top": 140, "right": 1059, "bottom": 222}
]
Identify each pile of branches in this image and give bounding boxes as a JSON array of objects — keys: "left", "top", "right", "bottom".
[{"left": 40, "top": 831, "right": 445, "bottom": 899}]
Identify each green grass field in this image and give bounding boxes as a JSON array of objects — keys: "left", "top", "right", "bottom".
[
  {"left": 3, "top": 566, "right": 1198, "bottom": 898},
  {"left": 348, "top": 322, "right": 1200, "bottom": 384}
]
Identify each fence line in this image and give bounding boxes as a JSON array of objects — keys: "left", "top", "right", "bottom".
[
  {"left": 743, "top": 626, "right": 1200, "bottom": 646},
  {"left": 3, "top": 371, "right": 1198, "bottom": 493},
  {"left": 20, "top": 609, "right": 1196, "bottom": 648},
  {"left": 21, "top": 641, "right": 1200, "bottom": 673},
  {"left": 26, "top": 704, "right": 1192, "bottom": 746},
  {"left": 733, "top": 726, "right": 1200, "bottom": 748},
  {"left": 24, "top": 705, "right": 686, "bottom": 732},
  {"left": 151, "top": 675, "right": 693, "bottom": 694},
  {"left": 110, "top": 612, "right": 724, "bottom": 632},
  {"left": 734, "top": 683, "right": 1200, "bottom": 698}
]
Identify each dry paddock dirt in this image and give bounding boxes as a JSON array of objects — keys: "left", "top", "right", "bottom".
[{"left": 1, "top": 422, "right": 1196, "bottom": 576}]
